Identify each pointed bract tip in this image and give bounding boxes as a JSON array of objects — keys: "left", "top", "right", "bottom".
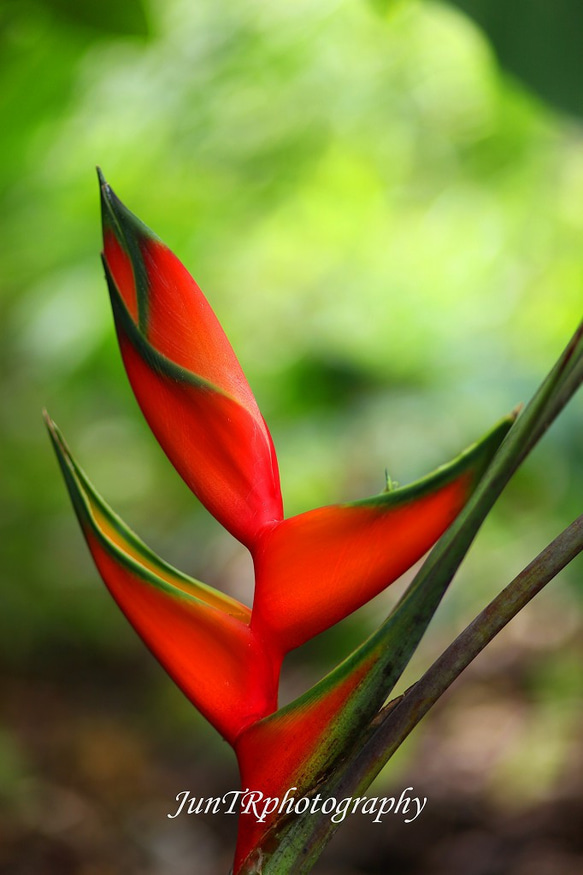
[
  {"left": 43, "top": 412, "right": 74, "bottom": 466},
  {"left": 97, "top": 168, "right": 117, "bottom": 237},
  {"left": 96, "top": 170, "right": 158, "bottom": 246},
  {"left": 43, "top": 409, "right": 60, "bottom": 453},
  {"left": 96, "top": 166, "right": 114, "bottom": 210},
  {"left": 43, "top": 408, "right": 59, "bottom": 440}
]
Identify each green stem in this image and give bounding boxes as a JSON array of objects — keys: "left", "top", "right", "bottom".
[{"left": 321, "top": 513, "right": 581, "bottom": 812}]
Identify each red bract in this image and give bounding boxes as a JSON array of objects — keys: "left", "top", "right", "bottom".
[
  {"left": 251, "top": 446, "right": 498, "bottom": 653},
  {"left": 47, "top": 171, "right": 513, "bottom": 873},
  {"left": 45, "top": 416, "right": 278, "bottom": 742},
  {"left": 99, "top": 169, "right": 283, "bottom": 550},
  {"left": 233, "top": 650, "right": 380, "bottom": 868}
]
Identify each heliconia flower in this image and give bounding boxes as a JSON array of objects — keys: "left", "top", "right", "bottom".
[
  {"left": 98, "top": 169, "right": 283, "bottom": 551},
  {"left": 98, "top": 171, "right": 512, "bottom": 652},
  {"left": 45, "top": 414, "right": 279, "bottom": 744},
  {"left": 251, "top": 416, "right": 513, "bottom": 655},
  {"left": 47, "top": 171, "right": 517, "bottom": 874}
]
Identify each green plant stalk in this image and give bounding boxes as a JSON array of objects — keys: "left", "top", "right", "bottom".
[
  {"left": 244, "top": 321, "right": 583, "bottom": 873},
  {"left": 282, "top": 514, "right": 583, "bottom": 873},
  {"left": 363, "top": 513, "right": 582, "bottom": 780}
]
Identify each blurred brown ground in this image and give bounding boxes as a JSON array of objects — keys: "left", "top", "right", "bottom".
[{"left": 1, "top": 615, "right": 581, "bottom": 875}]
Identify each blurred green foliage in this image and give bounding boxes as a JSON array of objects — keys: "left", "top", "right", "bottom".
[
  {"left": 0, "top": 0, "right": 581, "bottom": 799},
  {"left": 374, "top": 0, "right": 583, "bottom": 120}
]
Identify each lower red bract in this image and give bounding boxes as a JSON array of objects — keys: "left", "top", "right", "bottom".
[
  {"left": 87, "top": 533, "right": 278, "bottom": 744},
  {"left": 233, "top": 654, "right": 375, "bottom": 872}
]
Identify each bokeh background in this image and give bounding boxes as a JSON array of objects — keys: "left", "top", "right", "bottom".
[{"left": 1, "top": 0, "right": 582, "bottom": 872}]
